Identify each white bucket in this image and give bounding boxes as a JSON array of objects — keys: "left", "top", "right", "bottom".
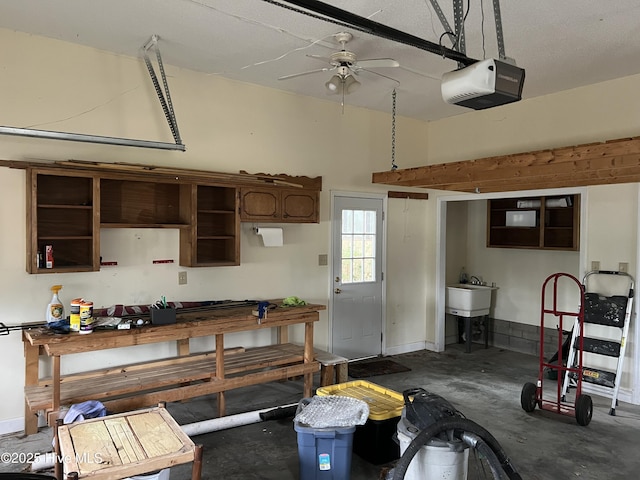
[
  {"left": 124, "top": 468, "right": 170, "bottom": 480},
  {"left": 397, "top": 419, "right": 468, "bottom": 480}
]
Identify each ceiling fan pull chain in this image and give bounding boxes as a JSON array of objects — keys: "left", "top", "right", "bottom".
[{"left": 391, "top": 89, "right": 397, "bottom": 170}]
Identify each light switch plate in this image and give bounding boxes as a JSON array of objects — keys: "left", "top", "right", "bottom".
[
  {"left": 591, "top": 261, "right": 600, "bottom": 271},
  {"left": 318, "top": 254, "right": 328, "bottom": 266},
  {"left": 619, "top": 262, "right": 628, "bottom": 273}
]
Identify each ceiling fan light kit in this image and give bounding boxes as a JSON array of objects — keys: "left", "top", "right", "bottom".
[{"left": 325, "top": 65, "right": 360, "bottom": 94}]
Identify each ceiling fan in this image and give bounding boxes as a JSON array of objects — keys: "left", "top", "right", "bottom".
[{"left": 278, "top": 32, "right": 400, "bottom": 95}]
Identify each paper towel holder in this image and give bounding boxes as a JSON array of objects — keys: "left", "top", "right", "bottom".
[{"left": 253, "top": 226, "right": 284, "bottom": 247}]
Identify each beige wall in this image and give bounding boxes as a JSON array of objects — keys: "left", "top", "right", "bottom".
[
  {"left": 0, "top": 28, "right": 430, "bottom": 430},
  {"left": 1, "top": 26, "right": 640, "bottom": 430}
]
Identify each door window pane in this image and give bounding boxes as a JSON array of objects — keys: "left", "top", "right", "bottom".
[{"left": 341, "top": 208, "right": 376, "bottom": 284}]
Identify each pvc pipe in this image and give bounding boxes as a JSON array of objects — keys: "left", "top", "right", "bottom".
[
  {"left": 180, "top": 403, "right": 296, "bottom": 436},
  {"left": 31, "top": 403, "right": 298, "bottom": 472}
]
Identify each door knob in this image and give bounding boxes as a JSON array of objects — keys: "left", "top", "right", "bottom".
[{"left": 334, "top": 288, "right": 342, "bottom": 294}]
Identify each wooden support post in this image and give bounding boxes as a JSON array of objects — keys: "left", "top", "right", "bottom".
[
  {"left": 23, "top": 338, "right": 40, "bottom": 435},
  {"left": 53, "top": 355, "right": 61, "bottom": 414},
  {"left": 191, "top": 444, "right": 204, "bottom": 480},
  {"left": 278, "top": 325, "right": 288, "bottom": 344},
  {"left": 303, "top": 321, "right": 314, "bottom": 398},
  {"left": 215, "top": 334, "right": 225, "bottom": 417},
  {"left": 177, "top": 338, "right": 190, "bottom": 356}
]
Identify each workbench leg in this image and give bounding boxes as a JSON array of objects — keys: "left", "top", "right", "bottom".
[
  {"left": 191, "top": 444, "right": 204, "bottom": 480},
  {"left": 215, "top": 334, "right": 226, "bottom": 417},
  {"left": 336, "top": 362, "right": 349, "bottom": 383},
  {"left": 23, "top": 341, "right": 39, "bottom": 435},
  {"left": 278, "top": 325, "right": 289, "bottom": 344},
  {"left": 52, "top": 355, "right": 61, "bottom": 424},
  {"left": 303, "top": 322, "right": 314, "bottom": 398}
]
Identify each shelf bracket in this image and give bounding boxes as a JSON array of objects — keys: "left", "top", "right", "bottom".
[
  {"left": 141, "top": 35, "right": 184, "bottom": 149},
  {"left": 0, "top": 35, "right": 186, "bottom": 151}
]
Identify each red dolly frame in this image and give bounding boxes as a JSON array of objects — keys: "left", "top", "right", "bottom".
[{"left": 520, "top": 272, "right": 593, "bottom": 426}]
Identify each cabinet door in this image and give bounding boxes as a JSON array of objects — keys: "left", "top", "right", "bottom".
[
  {"left": 281, "top": 189, "right": 319, "bottom": 223},
  {"left": 239, "top": 187, "right": 281, "bottom": 222},
  {"left": 27, "top": 169, "right": 99, "bottom": 273}
]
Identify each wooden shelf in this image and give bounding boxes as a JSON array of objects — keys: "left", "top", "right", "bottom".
[{"left": 487, "top": 194, "right": 580, "bottom": 251}]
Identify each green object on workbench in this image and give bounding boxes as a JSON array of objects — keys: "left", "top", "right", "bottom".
[{"left": 282, "top": 296, "right": 307, "bottom": 307}]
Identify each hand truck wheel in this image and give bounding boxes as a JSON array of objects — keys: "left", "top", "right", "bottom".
[
  {"left": 575, "top": 394, "right": 593, "bottom": 426},
  {"left": 520, "top": 382, "right": 537, "bottom": 412}
]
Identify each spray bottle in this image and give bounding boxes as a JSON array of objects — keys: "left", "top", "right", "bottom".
[{"left": 46, "top": 285, "right": 65, "bottom": 324}]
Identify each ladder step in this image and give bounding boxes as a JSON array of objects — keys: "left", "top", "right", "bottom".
[
  {"left": 584, "top": 293, "right": 628, "bottom": 327},
  {"left": 581, "top": 367, "right": 616, "bottom": 388},
  {"left": 575, "top": 337, "right": 621, "bottom": 357}
]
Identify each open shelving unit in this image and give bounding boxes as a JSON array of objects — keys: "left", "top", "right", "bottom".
[
  {"left": 27, "top": 171, "right": 99, "bottom": 273},
  {"left": 487, "top": 194, "right": 580, "bottom": 251}
]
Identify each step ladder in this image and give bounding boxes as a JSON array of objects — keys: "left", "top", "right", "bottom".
[{"left": 562, "top": 270, "right": 634, "bottom": 415}]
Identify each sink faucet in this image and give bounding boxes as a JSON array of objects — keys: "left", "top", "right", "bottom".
[{"left": 470, "top": 276, "right": 482, "bottom": 285}]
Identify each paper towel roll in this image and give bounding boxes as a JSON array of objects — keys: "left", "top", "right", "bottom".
[{"left": 256, "top": 227, "right": 283, "bottom": 247}]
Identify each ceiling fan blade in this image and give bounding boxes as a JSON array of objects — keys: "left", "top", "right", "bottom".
[
  {"left": 306, "top": 54, "right": 334, "bottom": 64},
  {"left": 359, "top": 68, "right": 400, "bottom": 85},
  {"left": 278, "top": 67, "right": 331, "bottom": 81},
  {"left": 356, "top": 58, "right": 400, "bottom": 69}
]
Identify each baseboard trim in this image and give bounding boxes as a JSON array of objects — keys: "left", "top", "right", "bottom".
[
  {"left": 385, "top": 341, "right": 427, "bottom": 357},
  {"left": 0, "top": 417, "right": 24, "bottom": 436}
]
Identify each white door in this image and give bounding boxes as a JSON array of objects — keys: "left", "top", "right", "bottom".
[{"left": 331, "top": 195, "right": 384, "bottom": 359}]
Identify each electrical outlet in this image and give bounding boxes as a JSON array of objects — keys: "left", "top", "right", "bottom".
[
  {"left": 591, "top": 261, "right": 600, "bottom": 271},
  {"left": 619, "top": 262, "right": 628, "bottom": 273},
  {"left": 178, "top": 271, "right": 187, "bottom": 285}
]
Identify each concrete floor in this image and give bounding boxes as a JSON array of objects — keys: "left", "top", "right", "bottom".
[{"left": 2, "top": 345, "right": 640, "bottom": 479}]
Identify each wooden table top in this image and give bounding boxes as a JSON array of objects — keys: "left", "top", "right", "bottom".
[
  {"left": 57, "top": 406, "right": 196, "bottom": 480},
  {"left": 23, "top": 301, "right": 325, "bottom": 355}
]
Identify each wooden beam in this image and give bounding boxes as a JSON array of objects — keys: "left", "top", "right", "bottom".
[
  {"left": 388, "top": 191, "right": 429, "bottom": 200},
  {"left": 372, "top": 136, "right": 640, "bottom": 193}
]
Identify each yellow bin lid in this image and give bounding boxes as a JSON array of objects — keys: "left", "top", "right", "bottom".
[{"left": 316, "top": 380, "right": 404, "bottom": 421}]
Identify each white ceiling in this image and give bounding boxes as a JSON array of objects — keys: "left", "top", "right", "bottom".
[{"left": 1, "top": 0, "right": 639, "bottom": 122}]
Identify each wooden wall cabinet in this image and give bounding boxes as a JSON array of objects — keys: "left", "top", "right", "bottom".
[
  {"left": 240, "top": 187, "right": 319, "bottom": 223},
  {"left": 25, "top": 165, "right": 320, "bottom": 273},
  {"left": 487, "top": 194, "right": 580, "bottom": 250},
  {"left": 27, "top": 169, "right": 100, "bottom": 273}
]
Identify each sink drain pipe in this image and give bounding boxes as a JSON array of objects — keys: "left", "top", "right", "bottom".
[{"left": 31, "top": 403, "right": 298, "bottom": 472}]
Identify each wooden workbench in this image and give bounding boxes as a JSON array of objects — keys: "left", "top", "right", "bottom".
[{"left": 23, "top": 301, "right": 325, "bottom": 435}]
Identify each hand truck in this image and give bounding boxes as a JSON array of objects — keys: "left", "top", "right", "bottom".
[{"left": 520, "top": 272, "right": 593, "bottom": 426}]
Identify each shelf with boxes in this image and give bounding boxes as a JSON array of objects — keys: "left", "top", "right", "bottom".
[{"left": 487, "top": 194, "right": 580, "bottom": 251}]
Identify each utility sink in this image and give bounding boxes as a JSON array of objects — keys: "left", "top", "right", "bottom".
[{"left": 446, "top": 284, "right": 497, "bottom": 317}]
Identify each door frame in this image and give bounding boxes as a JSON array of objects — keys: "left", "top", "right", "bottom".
[{"left": 329, "top": 190, "right": 388, "bottom": 355}]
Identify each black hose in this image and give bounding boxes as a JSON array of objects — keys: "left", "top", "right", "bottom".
[
  {"left": 258, "top": 404, "right": 297, "bottom": 421},
  {"left": 392, "top": 417, "right": 522, "bottom": 480},
  {"left": 461, "top": 431, "right": 507, "bottom": 480}
]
